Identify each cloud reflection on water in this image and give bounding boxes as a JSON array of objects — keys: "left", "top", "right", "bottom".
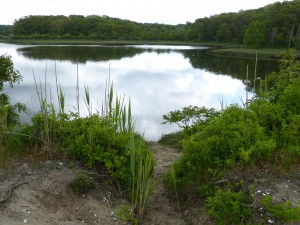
[{"left": 2, "top": 44, "right": 248, "bottom": 141}]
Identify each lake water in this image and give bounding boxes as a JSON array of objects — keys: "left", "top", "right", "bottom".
[{"left": 0, "top": 43, "right": 278, "bottom": 140}]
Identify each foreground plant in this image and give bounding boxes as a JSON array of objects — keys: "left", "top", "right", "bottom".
[
  {"left": 0, "top": 54, "right": 27, "bottom": 164},
  {"left": 26, "top": 70, "right": 156, "bottom": 224},
  {"left": 72, "top": 172, "right": 95, "bottom": 195},
  {"left": 206, "top": 183, "right": 254, "bottom": 225},
  {"left": 129, "top": 133, "right": 156, "bottom": 222},
  {"left": 262, "top": 195, "right": 300, "bottom": 223}
]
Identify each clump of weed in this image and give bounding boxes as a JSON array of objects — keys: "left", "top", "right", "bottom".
[
  {"left": 117, "top": 204, "right": 138, "bottom": 225},
  {"left": 205, "top": 182, "right": 254, "bottom": 225},
  {"left": 206, "top": 189, "right": 252, "bottom": 224},
  {"left": 262, "top": 195, "right": 300, "bottom": 223},
  {"left": 72, "top": 172, "right": 95, "bottom": 195}
]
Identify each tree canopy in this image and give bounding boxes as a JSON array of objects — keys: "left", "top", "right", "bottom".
[
  {"left": 0, "top": 54, "right": 22, "bottom": 91},
  {"left": 9, "top": 0, "right": 300, "bottom": 48},
  {"left": 12, "top": 15, "right": 187, "bottom": 41},
  {"left": 186, "top": 0, "right": 300, "bottom": 48},
  {"left": 0, "top": 25, "right": 12, "bottom": 35}
]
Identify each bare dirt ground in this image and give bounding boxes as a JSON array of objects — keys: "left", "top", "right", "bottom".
[
  {"left": 0, "top": 143, "right": 187, "bottom": 225},
  {"left": 1, "top": 143, "right": 300, "bottom": 225}
]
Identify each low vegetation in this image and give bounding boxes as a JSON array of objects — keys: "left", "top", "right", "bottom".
[
  {"left": 162, "top": 48, "right": 300, "bottom": 224},
  {"left": 0, "top": 53, "right": 155, "bottom": 224},
  {"left": 72, "top": 172, "right": 95, "bottom": 195},
  {"left": 1, "top": 45, "right": 300, "bottom": 224}
]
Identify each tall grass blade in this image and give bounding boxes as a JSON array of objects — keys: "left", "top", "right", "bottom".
[
  {"left": 76, "top": 58, "right": 80, "bottom": 116},
  {"left": 32, "top": 70, "right": 42, "bottom": 114},
  {"left": 54, "top": 61, "right": 61, "bottom": 114},
  {"left": 59, "top": 85, "right": 65, "bottom": 114}
]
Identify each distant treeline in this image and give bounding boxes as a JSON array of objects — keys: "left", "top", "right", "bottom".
[
  {"left": 0, "top": 25, "right": 12, "bottom": 35},
  {"left": 9, "top": 0, "right": 300, "bottom": 48},
  {"left": 186, "top": 0, "right": 300, "bottom": 48},
  {"left": 12, "top": 15, "right": 187, "bottom": 41}
]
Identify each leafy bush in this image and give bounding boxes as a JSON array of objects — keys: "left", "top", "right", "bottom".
[
  {"left": 166, "top": 104, "right": 269, "bottom": 189},
  {"left": 249, "top": 139, "right": 276, "bottom": 161},
  {"left": 164, "top": 49, "right": 300, "bottom": 192},
  {"left": 0, "top": 54, "right": 27, "bottom": 163},
  {"left": 72, "top": 172, "right": 95, "bottom": 195},
  {"left": 206, "top": 187, "right": 253, "bottom": 225},
  {"left": 262, "top": 195, "right": 300, "bottom": 223}
]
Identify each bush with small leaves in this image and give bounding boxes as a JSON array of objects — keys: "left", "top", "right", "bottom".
[
  {"left": 206, "top": 187, "right": 253, "bottom": 225},
  {"left": 72, "top": 172, "right": 95, "bottom": 195},
  {"left": 262, "top": 195, "right": 300, "bottom": 223}
]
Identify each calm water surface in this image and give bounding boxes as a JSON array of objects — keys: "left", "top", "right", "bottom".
[{"left": 0, "top": 43, "right": 278, "bottom": 140}]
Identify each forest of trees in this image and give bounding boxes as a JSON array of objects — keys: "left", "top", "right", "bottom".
[
  {"left": 186, "top": 0, "right": 300, "bottom": 48},
  {"left": 0, "top": 25, "right": 12, "bottom": 35},
  {"left": 11, "top": 15, "right": 187, "bottom": 41},
  {"left": 4, "top": 0, "right": 300, "bottom": 48}
]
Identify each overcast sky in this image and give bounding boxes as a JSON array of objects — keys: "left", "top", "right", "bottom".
[{"left": 1, "top": 0, "right": 284, "bottom": 25}]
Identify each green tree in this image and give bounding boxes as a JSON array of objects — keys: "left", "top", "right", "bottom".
[
  {"left": 0, "top": 54, "right": 25, "bottom": 127},
  {"left": 0, "top": 25, "right": 12, "bottom": 35},
  {"left": 0, "top": 54, "right": 22, "bottom": 90},
  {"left": 216, "top": 23, "right": 232, "bottom": 41},
  {"left": 243, "top": 21, "right": 267, "bottom": 48}
]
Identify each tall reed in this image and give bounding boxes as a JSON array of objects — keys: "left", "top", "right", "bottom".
[
  {"left": 129, "top": 133, "right": 156, "bottom": 221},
  {"left": 104, "top": 76, "right": 156, "bottom": 222}
]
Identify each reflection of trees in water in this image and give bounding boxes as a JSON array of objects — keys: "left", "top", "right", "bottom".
[
  {"left": 17, "top": 46, "right": 147, "bottom": 64},
  {"left": 181, "top": 50, "right": 279, "bottom": 88},
  {"left": 17, "top": 46, "right": 279, "bottom": 89}
]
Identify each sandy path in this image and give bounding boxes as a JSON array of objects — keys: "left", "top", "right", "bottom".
[{"left": 143, "top": 142, "right": 185, "bottom": 225}]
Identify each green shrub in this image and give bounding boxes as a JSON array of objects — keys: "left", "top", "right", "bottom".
[
  {"left": 163, "top": 49, "right": 300, "bottom": 193},
  {"left": 159, "top": 131, "right": 183, "bottom": 150},
  {"left": 199, "top": 183, "right": 214, "bottom": 198},
  {"left": 249, "top": 139, "right": 276, "bottom": 161},
  {"left": 72, "top": 172, "right": 95, "bottom": 195},
  {"left": 262, "top": 195, "right": 300, "bottom": 223},
  {"left": 206, "top": 188, "right": 253, "bottom": 225},
  {"left": 166, "top": 104, "right": 269, "bottom": 189},
  {"left": 117, "top": 204, "right": 133, "bottom": 222}
]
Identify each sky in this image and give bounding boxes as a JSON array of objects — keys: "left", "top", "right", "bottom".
[{"left": 1, "top": 0, "right": 284, "bottom": 25}]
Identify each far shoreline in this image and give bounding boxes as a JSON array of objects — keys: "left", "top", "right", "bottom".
[{"left": 1, "top": 37, "right": 299, "bottom": 60}]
